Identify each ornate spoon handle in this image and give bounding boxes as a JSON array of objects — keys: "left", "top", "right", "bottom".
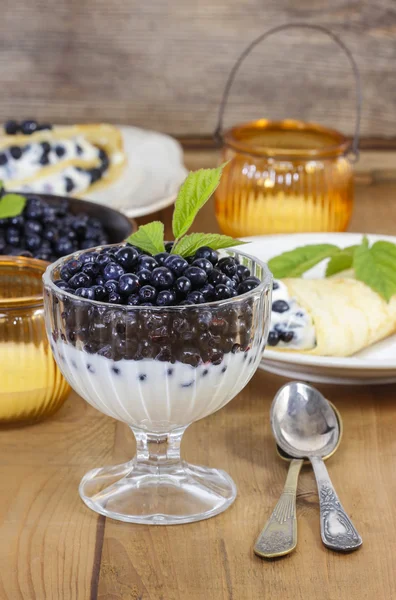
[
  {"left": 254, "top": 458, "right": 303, "bottom": 558},
  {"left": 310, "top": 456, "right": 362, "bottom": 552}
]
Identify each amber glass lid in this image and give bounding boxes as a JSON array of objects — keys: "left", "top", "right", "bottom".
[
  {"left": 223, "top": 119, "right": 351, "bottom": 159},
  {"left": 0, "top": 256, "right": 47, "bottom": 308}
]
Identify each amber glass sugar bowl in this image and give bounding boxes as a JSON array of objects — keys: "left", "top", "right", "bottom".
[
  {"left": 214, "top": 24, "right": 362, "bottom": 236},
  {"left": 0, "top": 256, "right": 70, "bottom": 424}
]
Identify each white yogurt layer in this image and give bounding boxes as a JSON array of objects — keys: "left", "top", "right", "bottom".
[
  {"left": 270, "top": 280, "right": 316, "bottom": 350},
  {"left": 53, "top": 341, "right": 261, "bottom": 432},
  {"left": 0, "top": 136, "right": 99, "bottom": 181},
  {"left": 21, "top": 166, "right": 92, "bottom": 195}
]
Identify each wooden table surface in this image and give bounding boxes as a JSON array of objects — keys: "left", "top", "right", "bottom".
[{"left": 1, "top": 151, "right": 396, "bottom": 600}]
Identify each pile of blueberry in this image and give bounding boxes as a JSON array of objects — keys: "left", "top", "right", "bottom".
[
  {"left": 4, "top": 119, "right": 52, "bottom": 136},
  {"left": 54, "top": 243, "right": 262, "bottom": 306},
  {"left": 0, "top": 195, "right": 109, "bottom": 262}
]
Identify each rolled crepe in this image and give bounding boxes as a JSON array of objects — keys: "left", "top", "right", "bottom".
[
  {"left": 0, "top": 124, "right": 126, "bottom": 192},
  {"left": 276, "top": 278, "right": 396, "bottom": 357}
]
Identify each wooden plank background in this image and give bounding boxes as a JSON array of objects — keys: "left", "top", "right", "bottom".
[{"left": 0, "top": 0, "right": 395, "bottom": 140}]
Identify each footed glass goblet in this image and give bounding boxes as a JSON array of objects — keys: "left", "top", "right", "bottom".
[{"left": 43, "top": 248, "right": 272, "bottom": 524}]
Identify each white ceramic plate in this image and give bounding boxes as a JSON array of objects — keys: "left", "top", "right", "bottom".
[
  {"left": 241, "top": 233, "right": 396, "bottom": 385},
  {"left": 82, "top": 126, "right": 188, "bottom": 218}
]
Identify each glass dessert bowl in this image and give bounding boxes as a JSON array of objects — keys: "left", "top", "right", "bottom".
[{"left": 43, "top": 246, "right": 272, "bottom": 524}]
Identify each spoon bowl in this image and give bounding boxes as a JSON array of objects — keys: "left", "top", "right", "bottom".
[{"left": 271, "top": 382, "right": 339, "bottom": 459}]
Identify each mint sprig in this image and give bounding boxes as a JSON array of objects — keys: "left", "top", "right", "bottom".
[
  {"left": 0, "top": 183, "right": 27, "bottom": 219},
  {"left": 126, "top": 163, "right": 245, "bottom": 257},
  {"left": 268, "top": 236, "right": 396, "bottom": 302}
]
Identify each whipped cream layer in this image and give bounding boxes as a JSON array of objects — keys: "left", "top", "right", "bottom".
[
  {"left": 53, "top": 341, "right": 260, "bottom": 432},
  {"left": 269, "top": 280, "right": 316, "bottom": 350}
]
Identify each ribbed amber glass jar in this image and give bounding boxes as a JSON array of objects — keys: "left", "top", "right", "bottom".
[
  {"left": 0, "top": 256, "right": 70, "bottom": 424},
  {"left": 215, "top": 119, "right": 354, "bottom": 236}
]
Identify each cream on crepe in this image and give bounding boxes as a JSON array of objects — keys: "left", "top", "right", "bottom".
[{"left": 269, "top": 278, "right": 396, "bottom": 357}]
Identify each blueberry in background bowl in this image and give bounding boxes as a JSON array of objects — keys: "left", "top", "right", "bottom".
[
  {"left": 43, "top": 244, "right": 272, "bottom": 525},
  {"left": 0, "top": 192, "right": 134, "bottom": 263}
]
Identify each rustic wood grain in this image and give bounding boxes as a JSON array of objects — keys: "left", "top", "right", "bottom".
[
  {"left": 1, "top": 150, "right": 396, "bottom": 599},
  {"left": 0, "top": 1, "right": 396, "bottom": 138}
]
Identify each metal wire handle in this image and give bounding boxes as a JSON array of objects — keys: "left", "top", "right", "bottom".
[{"left": 214, "top": 23, "right": 362, "bottom": 161}]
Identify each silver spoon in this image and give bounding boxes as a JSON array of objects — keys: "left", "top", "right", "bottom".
[
  {"left": 270, "top": 381, "right": 362, "bottom": 552},
  {"left": 254, "top": 401, "right": 343, "bottom": 559}
]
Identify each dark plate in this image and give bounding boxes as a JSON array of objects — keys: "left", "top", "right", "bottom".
[{"left": 22, "top": 192, "right": 135, "bottom": 244}]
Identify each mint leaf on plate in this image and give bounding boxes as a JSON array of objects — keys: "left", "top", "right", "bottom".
[
  {"left": 126, "top": 221, "right": 165, "bottom": 255},
  {"left": 172, "top": 165, "right": 225, "bottom": 240},
  {"left": 268, "top": 244, "right": 340, "bottom": 278},
  {"left": 0, "top": 193, "right": 27, "bottom": 219},
  {"left": 353, "top": 238, "right": 396, "bottom": 301},
  {"left": 172, "top": 232, "right": 246, "bottom": 258},
  {"left": 325, "top": 245, "right": 358, "bottom": 277}
]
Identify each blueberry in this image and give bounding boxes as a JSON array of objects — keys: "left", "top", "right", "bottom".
[
  {"left": 164, "top": 254, "right": 188, "bottom": 276},
  {"left": 60, "top": 265, "right": 71, "bottom": 281},
  {"left": 154, "top": 252, "right": 170, "bottom": 265},
  {"left": 194, "top": 246, "right": 218, "bottom": 265},
  {"left": 238, "top": 278, "right": 261, "bottom": 295},
  {"left": 55, "top": 145, "right": 66, "bottom": 157},
  {"left": 272, "top": 300, "right": 290, "bottom": 313},
  {"left": 25, "top": 203, "right": 43, "bottom": 220},
  {"left": 236, "top": 264, "right": 251, "bottom": 281},
  {"left": 192, "top": 258, "right": 213, "bottom": 274},
  {"left": 156, "top": 290, "right": 176, "bottom": 306},
  {"left": 42, "top": 226, "right": 58, "bottom": 242},
  {"left": 223, "top": 276, "right": 235, "bottom": 289},
  {"left": 118, "top": 273, "right": 140, "bottom": 295},
  {"left": 184, "top": 266, "right": 207, "bottom": 288},
  {"left": 114, "top": 246, "right": 139, "bottom": 269},
  {"left": 186, "top": 291, "right": 205, "bottom": 304},
  {"left": 5, "top": 227, "right": 20, "bottom": 246},
  {"left": 82, "top": 262, "right": 100, "bottom": 278},
  {"left": 0, "top": 153, "right": 7, "bottom": 165},
  {"left": 138, "top": 255, "right": 158, "bottom": 271},
  {"left": 208, "top": 269, "right": 226, "bottom": 286},
  {"left": 214, "top": 284, "right": 233, "bottom": 300},
  {"left": 104, "top": 279, "right": 119, "bottom": 294},
  {"left": 25, "top": 233, "right": 41, "bottom": 251},
  {"left": 150, "top": 266, "right": 174, "bottom": 290},
  {"left": 103, "top": 262, "right": 124, "bottom": 281},
  {"left": 174, "top": 276, "right": 192, "bottom": 296},
  {"left": 217, "top": 257, "right": 237, "bottom": 277},
  {"left": 40, "top": 141, "right": 51, "bottom": 154},
  {"left": 93, "top": 285, "right": 107, "bottom": 301},
  {"left": 280, "top": 331, "right": 294, "bottom": 343},
  {"left": 75, "top": 287, "right": 95, "bottom": 300},
  {"left": 80, "top": 238, "right": 97, "bottom": 250},
  {"left": 89, "top": 168, "right": 102, "bottom": 183},
  {"left": 197, "top": 311, "right": 212, "bottom": 331},
  {"left": 69, "top": 272, "right": 91, "bottom": 289},
  {"left": 10, "top": 215, "right": 24, "bottom": 228},
  {"left": 108, "top": 292, "right": 122, "bottom": 304},
  {"left": 39, "top": 154, "right": 50, "bottom": 165},
  {"left": 66, "top": 259, "right": 83, "bottom": 275},
  {"left": 24, "top": 220, "right": 42, "bottom": 235},
  {"left": 37, "top": 123, "right": 52, "bottom": 131},
  {"left": 273, "top": 281, "right": 280, "bottom": 290},
  {"left": 65, "top": 177, "right": 75, "bottom": 193},
  {"left": 75, "top": 143, "right": 83, "bottom": 155},
  {"left": 21, "top": 119, "right": 38, "bottom": 135},
  {"left": 127, "top": 294, "right": 140, "bottom": 305},
  {"left": 54, "top": 238, "right": 74, "bottom": 256},
  {"left": 165, "top": 242, "right": 174, "bottom": 252},
  {"left": 178, "top": 348, "right": 202, "bottom": 367},
  {"left": 139, "top": 285, "right": 157, "bottom": 302},
  {"left": 54, "top": 279, "right": 70, "bottom": 290},
  {"left": 10, "top": 146, "right": 22, "bottom": 160},
  {"left": 96, "top": 275, "right": 105, "bottom": 286},
  {"left": 96, "top": 253, "right": 112, "bottom": 268},
  {"left": 200, "top": 283, "right": 215, "bottom": 301},
  {"left": 268, "top": 331, "right": 280, "bottom": 346},
  {"left": 4, "top": 120, "right": 19, "bottom": 135},
  {"left": 34, "top": 251, "right": 52, "bottom": 262},
  {"left": 137, "top": 268, "right": 152, "bottom": 285}
]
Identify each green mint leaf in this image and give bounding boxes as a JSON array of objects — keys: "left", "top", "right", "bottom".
[
  {"left": 0, "top": 193, "right": 27, "bottom": 219},
  {"left": 353, "top": 240, "right": 396, "bottom": 302},
  {"left": 325, "top": 245, "right": 358, "bottom": 277},
  {"left": 172, "top": 232, "right": 246, "bottom": 257},
  {"left": 172, "top": 164, "right": 225, "bottom": 239},
  {"left": 126, "top": 221, "right": 165, "bottom": 255},
  {"left": 268, "top": 244, "right": 340, "bottom": 278}
]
